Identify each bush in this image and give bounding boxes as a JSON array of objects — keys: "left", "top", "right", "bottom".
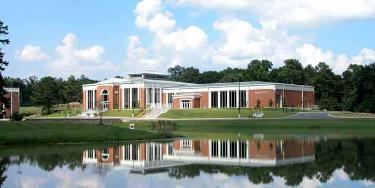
[{"left": 10, "top": 112, "right": 24, "bottom": 121}]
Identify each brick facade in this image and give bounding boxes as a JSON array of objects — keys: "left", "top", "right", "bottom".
[
  {"left": 1, "top": 89, "right": 20, "bottom": 119},
  {"left": 248, "top": 89, "right": 276, "bottom": 108}
]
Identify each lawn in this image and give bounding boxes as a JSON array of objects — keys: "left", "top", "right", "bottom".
[
  {"left": 159, "top": 108, "right": 298, "bottom": 119},
  {"left": 20, "top": 106, "right": 42, "bottom": 116},
  {"left": 102, "top": 109, "right": 145, "bottom": 117},
  {"left": 0, "top": 121, "right": 169, "bottom": 145},
  {"left": 329, "top": 111, "right": 375, "bottom": 118},
  {"left": 131, "top": 118, "right": 375, "bottom": 139}
]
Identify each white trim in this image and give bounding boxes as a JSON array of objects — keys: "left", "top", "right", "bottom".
[
  {"left": 82, "top": 85, "right": 97, "bottom": 91},
  {"left": 4, "top": 88, "right": 20, "bottom": 92}
]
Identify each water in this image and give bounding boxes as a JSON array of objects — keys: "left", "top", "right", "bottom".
[{"left": 0, "top": 136, "right": 374, "bottom": 188}]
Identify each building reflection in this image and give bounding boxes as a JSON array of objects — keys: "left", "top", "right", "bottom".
[{"left": 82, "top": 138, "right": 315, "bottom": 174}]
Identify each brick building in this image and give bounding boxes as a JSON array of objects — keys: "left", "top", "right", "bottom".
[
  {"left": 82, "top": 138, "right": 315, "bottom": 173},
  {"left": 1, "top": 88, "right": 20, "bottom": 119},
  {"left": 82, "top": 71, "right": 314, "bottom": 111}
]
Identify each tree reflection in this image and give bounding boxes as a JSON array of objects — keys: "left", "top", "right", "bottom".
[{"left": 0, "top": 157, "right": 10, "bottom": 187}]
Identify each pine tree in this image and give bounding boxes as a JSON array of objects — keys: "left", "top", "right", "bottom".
[{"left": 0, "top": 20, "right": 10, "bottom": 115}]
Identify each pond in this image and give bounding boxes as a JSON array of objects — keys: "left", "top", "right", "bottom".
[{"left": 0, "top": 135, "right": 374, "bottom": 188}]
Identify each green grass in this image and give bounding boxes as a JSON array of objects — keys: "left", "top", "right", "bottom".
[
  {"left": 0, "top": 121, "right": 169, "bottom": 145},
  {"left": 102, "top": 109, "right": 145, "bottom": 117},
  {"left": 329, "top": 111, "right": 375, "bottom": 118},
  {"left": 131, "top": 119, "right": 375, "bottom": 139},
  {"left": 159, "top": 108, "right": 298, "bottom": 119},
  {"left": 45, "top": 108, "right": 82, "bottom": 117},
  {"left": 20, "top": 106, "right": 42, "bottom": 116}
]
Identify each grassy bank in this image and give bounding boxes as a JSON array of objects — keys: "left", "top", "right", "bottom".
[
  {"left": 132, "top": 119, "right": 375, "bottom": 139},
  {"left": 329, "top": 111, "right": 375, "bottom": 118},
  {"left": 159, "top": 108, "right": 298, "bottom": 119},
  {"left": 0, "top": 121, "right": 169, "bottom": 145},
  {"left": 102, "top": 109, "right": 145, "bottom": 117}
]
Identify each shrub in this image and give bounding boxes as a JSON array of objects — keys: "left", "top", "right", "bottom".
[
  {"left": 10, "top": 112, "right": 24, "bottom": 121},
  {"left": 268, "top": 99, "right": 273, "bottom": 107}
]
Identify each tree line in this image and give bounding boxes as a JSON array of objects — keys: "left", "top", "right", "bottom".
[
  {"left": 4, "top": 75, "right": 96, "bottom": 113},
  {"left": 168, "top": 59, "right": 375, "bottom": 113}
]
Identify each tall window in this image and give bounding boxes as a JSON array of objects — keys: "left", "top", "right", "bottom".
[
  {"left": 155, "top": 88, "right": 161, "bottom": 103},
  {"left": 132, "top": 144, "right": 139, "bottom": 160},
  {"left": 167, "top": 93, "right": 174, "bottom": 104},
  {"left": 124, "top": 88, "right": 130, "bottom": 108},
  {"left": 229, "top": 91, "right": 237, "bottom": 108},
  {"left": 239, "top": 141, "right": 247, "bottom": 158},
  {"left": 240, "top": 90, "right": 247, "bottom": 107},
  {"left": 101, "top": 90, "right": 109, "bottom": 102},
  {"left": 220, "top": 91, "right": 227, "bottom": 108},
  {"left": 147, "top": 88, "right": 153, "bottom": 104},
  {"left": 211, "top": 91, "right": 218, "bottom": 108},
  {"left": 230, "top": 141, "right": 237, "bottom": 158},
  {"left": 220, "top": 141, "right": 228, "bottom": 157},
  {"left": 211, "top": 141, "right": 218, "bottom": 157},
  {"left": 132, "top": 88, "right": 138, "bottom": 108}
]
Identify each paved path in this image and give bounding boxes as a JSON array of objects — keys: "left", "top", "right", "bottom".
[{"left": 285, "top": 112, "right": 334, "bottom": 119}]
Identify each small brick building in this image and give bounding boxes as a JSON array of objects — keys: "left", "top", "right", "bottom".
[{"left": 1, "top": 88, "right": 20, "bottom": 119}]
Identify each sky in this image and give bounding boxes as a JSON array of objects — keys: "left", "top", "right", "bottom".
[{"left": 2, "top": 0, "right": 375, "bottom": 80}]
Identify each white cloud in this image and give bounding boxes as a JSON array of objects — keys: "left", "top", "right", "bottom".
[
  {"left": 52, "top": 33, "right": 117, "bottom": 77},
  {"left": 174, "top": 0, "right": 375, "bottom": 27},
  {"left": 126, "top": 0, "right": 209, "bottom": 71},
  {"left": 129, "top": 0, "right": 375, "bottom": 74},
  {"left": 16, "top": 45, "right": 49, "bottom": 62},
  {"left": 16, "top": 176, "right": 46, "bottom": 188}
]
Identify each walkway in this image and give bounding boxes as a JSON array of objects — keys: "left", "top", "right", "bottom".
[{"left": 285, "top": 112, "right": 334, "bottom": 120}]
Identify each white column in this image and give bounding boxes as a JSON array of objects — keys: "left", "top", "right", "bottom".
[
  {"left": 208, "top": 90, "right": 211, "bottom": 108},
  {"left": 218, "top": 140, "right": 221, "bottom": 158},
  {"left": 208, "top": 140, "right": 212, "bottom": 158},
  {"left": 236, "top": 141, "right": 239, "bottom": 159},
  {"left": 130, "top": 88, "right": 133, "bottom": 108},
  {"left": 159, "top": 88, "right": 162, "bottom": 108},
  {"left": 227, "top": 141, "right": 230, "bottom": 158},
  {"left": 236, "top": 90, "right": 239, "bottom": 108},
  {"left": 146, "top": 88, "right": 148, "bottom": 107},
  {"left": 85, "top": 90, "right": 88, "bottom": 110},
  {"left": 152, "top": 87, "right": 156, "bottom": 108},
  {"left": 301, "top": 86, "right": 304, "bottom": 110},
  {"left": 121, "top": 89, "right": 124, "bottom": 109},
  {"left": 246, "top": 90, "right": 249, "bottom": 108},
  {"left": 227, "top": 91, "right": 230, "bottom": 108},
  {"left": 218, "top": 91, "right": 221, "bottom": 108},
  {"left": 93, "top": 90, "right": 96, "bottom": 109}
]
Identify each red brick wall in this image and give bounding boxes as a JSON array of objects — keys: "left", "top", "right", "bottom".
[
  {"left": 1, "top": 91, "right": 20, "bottom": 118},
  {"left": 200, "top": 140, "right": 209, "bottom": 157},
  {"left": 139, "top": 88, "right": 146, "bottom": 109},
  {"left": 172, "top": 98, "right": 180, "bottom": 109},
  {"left": 249, "top": 140, "right": 276, "bottom": 159},
  {"left": 199, "top": 92, "right": 209, "bottom": 108},
  {"left": 82, "top": 90, "right": 86, "bottom": 111},
  {"left": 113, "top": 86, "right": 120, "bottom": 109},
  {"left": 276, "top": 90, "right": 314, "bottom": 108},
  {"left": 249, "top": 89, "right": 276, "bottom": 108},
  {"left": 193, "top": 98, "right": 200, "bottom": 108},
  {"left": 97, "top": 86, "right": 114, "bottom": 109}
]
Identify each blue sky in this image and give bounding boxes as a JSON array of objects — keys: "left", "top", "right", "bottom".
[{"left": 2, "top": 0, "right": 375, "bottom": 79}]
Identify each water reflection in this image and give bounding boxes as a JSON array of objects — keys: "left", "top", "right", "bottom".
[
  {"left": 82, "top": 139, "right": 315, "bottom": 174},
  {"left": 0, "top": 137, "right": 374, "bottom": 188}
]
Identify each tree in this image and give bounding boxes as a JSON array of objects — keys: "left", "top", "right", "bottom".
[
  {"left": 313, "top": 62, "right": 343, "bottom": 110},
  {"left": 274, "top": 59, "right": 305, "bottom": 84},
  {"left": 168, "top": 65, "right": 201, "bottom": 83},
  {"left": 0, "top": 20, "right": 10, "bottom": 114},
  {"left": 343, "top": 63, "right": 375, "bottom": 112},
  {"left": 32, "top": 77, "right": 62, "bottom": 114},
  {"left": 245, "top": 59, "right": 273, "bottom": 81}
]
